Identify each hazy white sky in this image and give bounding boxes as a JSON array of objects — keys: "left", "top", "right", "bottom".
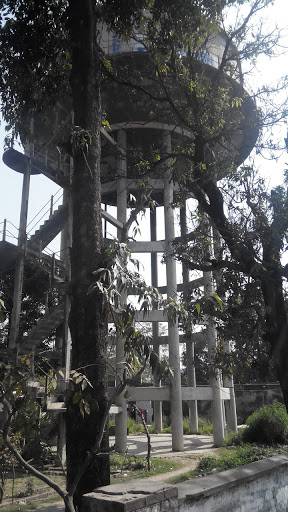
[{"left": 0, "top": 0, "right": 288, "bottom": 245}]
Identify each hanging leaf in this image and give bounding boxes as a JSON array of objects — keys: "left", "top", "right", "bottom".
[
  {"left": 72, "top": 391, "right": 81, "bottom": 405},
  {"left": 212, "top": 293, "right": 223, "bottom": 310}
]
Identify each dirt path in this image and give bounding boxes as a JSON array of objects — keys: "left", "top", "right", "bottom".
[{"left": 7, "top": 435, "right": 219, "bottom": 511}]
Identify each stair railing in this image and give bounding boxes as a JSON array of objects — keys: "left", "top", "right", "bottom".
[
  {"left": 26, "top": 188, "right": 63, "bottom": 237},
  {"left": 0, "top": 219, "right": 19, "bottom": 245},
  {"left": 50, "top": 195, "right": 54, "bottom": 218}
]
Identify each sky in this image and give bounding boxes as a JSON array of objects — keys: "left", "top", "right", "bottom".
[{"left": 0, "top": 0, "right": 288, "bottom": 251}]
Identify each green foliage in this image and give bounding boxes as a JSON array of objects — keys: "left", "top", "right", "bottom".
[
  {"left": 127, "top": 417, "right": 145, "bottom": 434},
  {"left": 89, "top": 241, "right": 179, "bottom": 381},
  {"left": 0, "top": 0, "right": 70, "bottom": 137},
  {"left": 66, "top": 369, "right": 93, "bottom": 417},
  {"left": 195, "top": 445, "right": 277, "bottom": 475},
  {"left": 169, "top": 444, "right": 282, "bottom": 483},
  {"left": 198, "top": 417, "right": 213, "bottom": 435},
  {"left": 224, "top": 428, "right": 244, "bottom": 446},
  {"left": 183, "top": 417, "right": 190, "bottom": 434},
  {"left": 243, "top": 401, "right": 288, "bottom": 445}
]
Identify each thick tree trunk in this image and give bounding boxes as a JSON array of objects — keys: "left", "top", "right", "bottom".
[
  {"left": 261, "top": 268, "right": 288, "bottom": 410},
  {"left": 66, "top": 2, "right": 110, "bottom": 510}
]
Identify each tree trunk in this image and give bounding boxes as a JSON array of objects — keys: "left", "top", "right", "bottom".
[
  {"left": 66, "top": 2, "right": 110, "bottom": 510},
  {"left": 261, "top": 267, "right": 288, "bottom": 410}
]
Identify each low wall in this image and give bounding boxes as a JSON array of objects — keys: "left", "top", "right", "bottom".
[
  {"left": 194, "top": 383, "right": 283, "bottom": 422},
  {"left": 82, "top": 455, "right": 288, "bottom": 512},
  {"left": 178, "top": 454, "right": 288, "bottom": 512},
  {"left": 83, "top": 480, "right": 178, "bottom": 512},
  {"left": 234, "top": 383, "right": 283, "bottom": 422}
]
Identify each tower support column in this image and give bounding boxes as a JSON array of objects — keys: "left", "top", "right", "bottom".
[
  {"left": 9, "top": 147, "right": 32, "bottom": 351},
  {"left": 202, "top": 240, "right": 225, "bottom": 445},
  {"left": 180, "top": 205, "right": 198, "bottom": 433},
  {"left": 115, "top": 129, "right": 128, "bottom": 453},
  {"left": 150, "top": 208, "right": 162, "bottom": 432},
  {"left": 163, "top": 131, "right": 184, "bottom": 451},
  {"left": 224, "top": 341, "right": 238, "bottom": 432}
]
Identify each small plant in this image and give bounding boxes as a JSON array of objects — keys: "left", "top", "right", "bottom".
[
  {"left": 198, "top": 417, "right": 213, "bottom": 435},
  {"left": 183, "top": 417, "right": 190, "bottom": 434},
  {"left": 25, "top": 478, "right": 34, "bottom": 496},
  {"left": 127, "top": 417, "right": 145, "bottom": 434},
  {"left": 243, "top": 401, "right": 288, "bottom": 445}
]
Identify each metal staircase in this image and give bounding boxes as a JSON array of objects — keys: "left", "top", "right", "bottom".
[
  {"left": 20, "top": 301, "right": 65, "bottom": 354},
  {"left": 28, "top": 203, "right": 68, "bottom": 250},
  {"left": 3, "top": 147, "right": 68, "bottom": 186}
]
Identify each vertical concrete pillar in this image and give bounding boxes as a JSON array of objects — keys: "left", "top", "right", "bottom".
[
  {"left": 59, "top": 153, "right": 73, "bottom": 465},
  {"left": 57, "top": 414, "right": 66, "bottom": 464},
  {"left": 212, "top": 226, "right": 237, "bottom": 433},
  {"left": 163, "top": 131, "right": 184, "bottom": 452},
  {"left": 150, "top": 207, "right": 162, "bottom": 432},
  {"left": 186, "top": 339, "right": 198, "bottom": 433},
  {"left": 203, "top": 264, "right": 225, "bottom": 446},
  {"left": 180, "top": 206, "right": 198, "bottom": 433},
  {"left": 9, "top": 137, "right": 32, "bottom": 351},
  {"left": 115, "top": 129, "right": 128, "bottom": 452},
  {"left": 224, "top": 341, "right": 238, "bottom": 432}
]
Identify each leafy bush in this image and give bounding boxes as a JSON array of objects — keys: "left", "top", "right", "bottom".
[
  {"left": 243, "top": 401, "right": 288, "bottom": 445},
  {"left": 127, "top": 417, "right": 144, "bottom": 434},
  {"left": 225, "top": 429, "right": 244, "bottom": 446}
]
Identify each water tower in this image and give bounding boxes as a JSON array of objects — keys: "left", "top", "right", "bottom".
[
  {"left": 0, "top": 21, "right": 258, "bottom": 454},
  {"left": 98, "top": 24, "right": 258, "bottom": 451}
]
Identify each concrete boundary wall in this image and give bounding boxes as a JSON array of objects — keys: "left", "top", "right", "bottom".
[
  {"left": 83, "top": 455, "right": 288, "bottom": 512},
  {"left": 178, "top": 454, "right": 288, "bottom": 511}
]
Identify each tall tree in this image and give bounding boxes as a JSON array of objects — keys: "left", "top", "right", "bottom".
[{"left": 65, "top": 0, "right": 110, "bottom": 504}]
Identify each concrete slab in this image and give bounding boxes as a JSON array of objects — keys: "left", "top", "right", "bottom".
[
  {"left": 109, "top": 433, "right": 214, "bottom": 458},
  {"left": 83, "top": 480, "right": 178, "bottom": 512}
]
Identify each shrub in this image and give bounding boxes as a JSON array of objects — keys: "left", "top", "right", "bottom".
[
  {"left": 225, "top": 429, "right": 244, "bottom": 446},
  {"left": 127, "top": 417, "right": 144, "bottom": 434},
  {"left": 243, "top": 401, "right": 288, "bottom": 445}
]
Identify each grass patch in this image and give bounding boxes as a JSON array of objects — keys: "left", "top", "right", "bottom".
[
  {"left": 168, "top": 444, "right": 287, "bottom": 484},
  {"left": 155, "top": 417, "right": 213, "bottom": 436},
  {"left": 198, "top": 417, "right": 213, "bottom": 436},
  {"left": 0, "top": 495, "right": 63, "bottom": 512},
  {"left": 1, "top": 473, "right": 65, "bottom": 505},
  {"left": 0, "top": 504, "right": 38, "bottom": 512},
  {"left": 110, "top": 453, "right": 181, "bottom": 480}
]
